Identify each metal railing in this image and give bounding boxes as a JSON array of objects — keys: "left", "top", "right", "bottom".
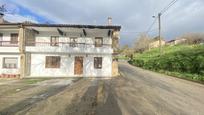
[
  {"left": 0, "top": 41, "right": 19, "bottom": 47},
  {"left": 26, "top": 42, "right": 112, "bottom": 48},
  {"left": 0, "top": 41, "right": 112, "bottom": 48}
]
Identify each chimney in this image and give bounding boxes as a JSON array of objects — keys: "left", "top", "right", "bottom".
[
  {"left": 107, "top": 17, "right": 112, "bottom": 25},
  {"left": 0, "top": 12, "right": 4, "bottom": 23}
]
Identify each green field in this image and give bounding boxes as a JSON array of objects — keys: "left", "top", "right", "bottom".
[{"left": 129, "top": 44, "right": 204, "bottom": 83}]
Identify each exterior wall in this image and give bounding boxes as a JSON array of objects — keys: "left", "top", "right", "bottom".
[
  {"left": 149, "top": 40, "right": 165, "bottom": 48},
  {"left": 112, "top": 60, "right": 119, "bottom": 76},
  {"left": 26, "top": 31, "right": 113, "bottom": 54},
  {"left": 84, "top": 54, "right": 112, "bottom": 77},
  {"left": 166, "top": 41, "right": 176, "bottom": 46},
  {"left": 0, "top": 54, "right": 20, "bottom": 75},
  {"left": 0, "top": 30, "right": 19, "bottom": 53},
  {"left": 175, "top": 39, "right": 187, "bottom": 44},
  {"left": 0, "top": 26, "right": 120, "bottom": 78},
  {"left": 29, "top": 54, "right": 112, "bottom": 77},
  {"left": 167, "top": 39, "right": 187, "bottom": 46}
]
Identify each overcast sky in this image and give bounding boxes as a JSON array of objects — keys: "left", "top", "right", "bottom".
[{"left": 1, "top": 0, "right": 204, "bottom": 46}]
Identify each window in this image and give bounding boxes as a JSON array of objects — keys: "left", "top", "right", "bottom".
[
  {"left": 45, "top": 56, "right": 61, "bottom": 68},
  {"left": 94, "top": 57, "right": 102, "bottom": 69},
  {"left": 26, "top": 34, "right": 35, "bottom": 46},
  {"left": 10, "top": 33, "right": 18, "bottom": 44},
  {"left": 70, "top": 37, "right": 77, "bottom": 47},
  {"left": 3, "top": 57, "right": 18, "bottom": 69},
  {"left": 0, "top": 33, "right": 2, "bottom": 46},
  {"left": 50, "top": 36, "right": 59, "bottom": 46},
  {"left": 95, "top": 37, "right": 103, "bottom": 47}
]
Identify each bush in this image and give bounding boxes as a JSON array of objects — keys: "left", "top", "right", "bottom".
[
  {"left": 128, "top": 44, "right": 204, "bottom": 82},
  {"left": 129, "top": 59, "right": 144, "bottom": 67}
]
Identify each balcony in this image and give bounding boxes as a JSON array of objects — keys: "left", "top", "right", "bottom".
[
  {"left": 26, "top": 42, "right": 113, "bottom": 54},
  {"left": 0, "top": 41, "right": 19, "bottom": 53},
  {"left": 0, "top": 41, "right": 19, "bottom": 47}
]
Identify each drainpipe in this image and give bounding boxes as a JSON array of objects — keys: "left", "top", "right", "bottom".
[
  {"left": 19, "top": 24, "right": 26, "bottom": 79},
  {"left": 112, "top": 30, "right": 120, "bottom": 77}
]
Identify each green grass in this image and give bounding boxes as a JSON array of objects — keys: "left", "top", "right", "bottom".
[
  {"left": 116, "top": 55, "right": 129, "bottom": 60},
  {"left": 23, "top": 78, "right": 48, "bottom": 84},
  {"left": 129, "top": 44, "right": 204, "bottom": 83},
  {"left": 134, "top": 45, "right": 196, "bottom": 61}
]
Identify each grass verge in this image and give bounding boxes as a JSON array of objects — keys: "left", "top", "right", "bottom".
[
  {"left": 129, "top": 44, "right": 204, "bottom": 84},
  {"left": 22, "top": 78, "right": 48, "bottom": 84}
]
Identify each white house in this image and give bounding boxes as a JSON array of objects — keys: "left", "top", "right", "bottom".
[{"left": 0, "top": 23, "right": 121, "bottom": 78}]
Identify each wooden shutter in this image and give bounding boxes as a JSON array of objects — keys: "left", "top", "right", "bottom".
[
  {"left": 50, "top": 36, "right": 59, "bottom": 46},
  {"left": 70, "top": 37, "right": 77, "bottom": 47},
  {"left": 94, "top": 57, "right": 102, "bottom": 69},
  {"left": 45, "top": 56, "right": 61, "bottom": 68},
  {"left": 10, "top": 33, "right": 18, "bottom": 44},
  {"left": 95, "top": 37, "right": 103, "bottom": 47}
]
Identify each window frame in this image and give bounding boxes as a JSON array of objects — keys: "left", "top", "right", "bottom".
[
  {"left": 2, "top": 57, "right": 18, "bottom": 69},
  {"left": 50, "top": 36, "right": 59, "bottom": 46},
  {"left": 10, "top": 33, "right": 18, "bottom": 44},
  {"left": 94, "top": 57, "right": 102, "bottom": 69},
  {"left": 26, "top": 33, "right": 36, "bottom": 46},
  {"left": 70, "top": 37, "right": 78, "bottom": 47},
  {"left": 95, "top": 37, "right": 103, "bottom": 47},
  {"left": 45, "top": 56, "right": 61, "bottom": 68}
]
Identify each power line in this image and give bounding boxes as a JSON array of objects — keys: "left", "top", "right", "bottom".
[
  {"left": 146, "top": 17, "right": 158, "bottom": 34},
  {"left": 121, "top": 28, "right": 158, "bottom": 35},
  {"left": 160, "top": 0, "right": 178, "bottom": 14},
  {"left": 121, "top": 31, "right": 144, "bottom": 34},
  {"left": 146, "top": 0, "right": 178, "bottom": 34},
  {"left": 146, "top": 0, "right": 178, "bottom": 55}
]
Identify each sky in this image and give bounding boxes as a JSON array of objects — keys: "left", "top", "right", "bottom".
[{"left": 0, "top": 0, "right": 204, "bottom": 46}]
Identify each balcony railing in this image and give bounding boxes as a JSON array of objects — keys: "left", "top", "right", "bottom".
[
  {"left": 0, "top": 41, "right": 112, "bottom": 48},
  {"left": 26, "top": 42, "right": 111, "bottom": 48},
  {"left": 0, "top": 41, "right": 19, "bottom": 47}
]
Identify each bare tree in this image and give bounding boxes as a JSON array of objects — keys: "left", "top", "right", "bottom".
[
  {"left": 180, "top": 33, "right": 204, "bottom": 44},
  {"left": 134, "top": 33, "right": 150, "bottom": 53},
  {"left": 120, "top": 45, "right": 134, "bottom": 58}
]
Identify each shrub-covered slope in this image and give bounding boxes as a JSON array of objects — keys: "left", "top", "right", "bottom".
[{"left": 129, "top": 45, "right": 204, "bottom": 82}]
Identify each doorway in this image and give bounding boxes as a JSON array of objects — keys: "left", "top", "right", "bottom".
[{"left": 74, "top": 56, "right": 83, "bottom": 75}]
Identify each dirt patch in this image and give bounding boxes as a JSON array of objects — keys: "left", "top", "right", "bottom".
[
  {"left": 0, "top": 85, "right": 68, "bottom": 115},
  {"left": 0, "top": 78, "right": 76, "bottom": 114},
  {"left": 17, "top": 78, "right": 92, "bottom": 115},
  {"left": 63, "top": 80, "right": 122, "bottom": 115}
]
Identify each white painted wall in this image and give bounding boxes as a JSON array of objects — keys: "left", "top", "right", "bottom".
[
  {"left": 0, "top": 54, "right": 20, "bottom": 74},
  {"left": 84, "top": 54, "right": 112, "bottom": 77},
  {"left": 0, "top": 30, "right": 19, "bottom": 53},
  {"left": 29, "top": 54, "right": 112, "bottom": 77},
  {"left": 26, "top": 31, "right": 113, "bottom": 54},
  {"left": 0, "top": 27, "right": 115, "bottom": 77}
]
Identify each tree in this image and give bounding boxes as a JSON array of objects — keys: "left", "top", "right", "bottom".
[
  {"left": 133, "top": 33, "right": 150, "bottom": 53},
  {"left": 120, "top": 45, "right": 134, "bottom": 58},
  {"left": 180, "top": 33, "right": 204, "bottom": 44}
]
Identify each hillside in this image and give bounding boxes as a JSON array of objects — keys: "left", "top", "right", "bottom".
[{"left": 129, "top": 44, "right": 204, "bottom": 83}]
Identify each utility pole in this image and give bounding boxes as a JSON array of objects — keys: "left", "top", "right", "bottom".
[
  {"left": 158, "top": 13, "right": 162, "bottom": 56},
  {"left": 148, "top": 0, "right": 178, "bottom": 56}
]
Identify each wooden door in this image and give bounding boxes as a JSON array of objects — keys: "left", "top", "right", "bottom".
[{"left": 74, "top": 56, "right": 83, "bottom": 75}]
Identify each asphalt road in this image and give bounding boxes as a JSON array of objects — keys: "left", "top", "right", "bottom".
[
  {"left": 0, "top": 63, "right": 204, "bottom": 115},
  {"left": 116, "top": 62, "right": 204, "bottom": 115}
]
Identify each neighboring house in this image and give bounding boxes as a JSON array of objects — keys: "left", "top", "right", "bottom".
[
  {"left": 149, "top": 36, "right": 165, "bottom": 49},
  {"left": 166, "top": 38, "right": 187, "bottom": 46},
  {"left": 0, "top": 23, "right": 121, "bottom": 78}
]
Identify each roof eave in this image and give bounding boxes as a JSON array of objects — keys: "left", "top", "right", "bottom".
[{"left": 0, "top": 23, "right": 121, "bottom": 30}]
